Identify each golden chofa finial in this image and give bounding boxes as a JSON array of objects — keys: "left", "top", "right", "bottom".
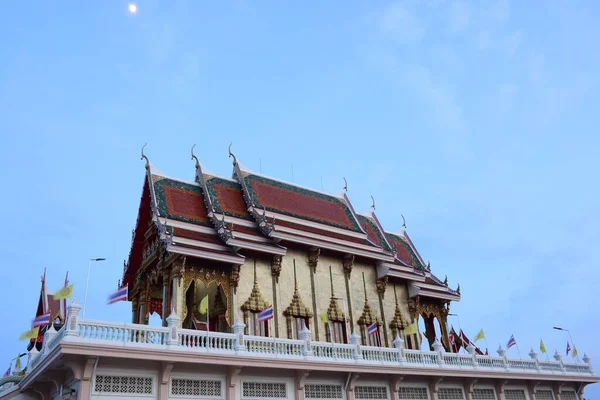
[
  {"left": 370, "top": 195, "right": 376, "bottom": 211},
  {"left": 191, "top": 144, "right": 200, "bottom": 169},
  {"left": 141, "top": 143, "right": 150, "bottom": 168},
  {"left": 343, "top": 177, "right": 348, "bottom": 192},
  {"left": 401, "top": 214, "right": 406, "bottom": 228},
  {"left": 228, "top": 143, "right": 237, "bottom": 165}
]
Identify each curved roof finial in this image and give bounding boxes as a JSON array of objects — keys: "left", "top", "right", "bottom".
[
  {"left": 141, "top": 143, "right": 150, "bottom": 168},
  {"left": 191, "top": 144, "right": 200, "bottom": 169},
  {"left": 228, "top": 143, "right": 237, "bottom": 166},
  {"left": 343, "top": 177, "right": 348, "bottom": 192},
  {"left": 370, "top": 195, "right": 376, "bottom": 211},
  {"left": 401, "top": 214, "right": 406, "bottom": 228}
]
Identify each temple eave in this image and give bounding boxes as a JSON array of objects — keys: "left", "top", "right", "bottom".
[
  {"left": 167, "top": 244, "right": 245, "bottom": 265},
  {"left": 269, "top": 231, "right": 395, "bottom": 262}
]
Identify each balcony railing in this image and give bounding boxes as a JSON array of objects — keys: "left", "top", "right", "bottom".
[{"left": 25, "top": 300, "right": 595, "bottom": 378}]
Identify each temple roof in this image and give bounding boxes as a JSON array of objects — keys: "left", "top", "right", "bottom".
[
  {"left": 123, "top": 151, "right": 460, "bottom": 302},
  {"left": 356, "top": 212, "right": 394, "bottom": 253},
  {"left": 385, "top": 230, "right": 425, "bottom": 269},
  {"left": 153, "top": 175, "right": 212, "bottom": 226},
  {"left": 232, "top": 163, "right": 393, "bottom": 262},
  {"left": 124, "top": 165, "right": 246, "bottom": 288},
  {"left": 239, "top": 167, "right": 363, "bottom": 232},
  {"left": 203, "top": 175, "right": 253, "bottom": 221},
  {"left": 196, "top": 167, "right": 287, "bottom": 256}
]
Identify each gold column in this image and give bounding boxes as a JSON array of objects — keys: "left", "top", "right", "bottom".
[
  {"left": 376, "top": 277, "right": 389, "bottom": 347},
  {"left": 342, "top": 254, "right": 355, "bottom": 332},
  {"left": 308, "top": 248, "right": 320, "bottom": 341},
  {"left": 271, "top": 255, "right": 283, "bottom": 337}
]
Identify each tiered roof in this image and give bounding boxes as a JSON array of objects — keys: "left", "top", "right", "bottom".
[{"left": 124, "top": 149, "right": 459, "bottom": 302}]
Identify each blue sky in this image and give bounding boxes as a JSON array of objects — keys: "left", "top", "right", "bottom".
[{"left": 1, "top": 0, "right": 599, "bottom": 394}]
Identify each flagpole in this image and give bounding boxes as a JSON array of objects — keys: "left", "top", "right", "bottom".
[{"left": 515, "top": 342, "right": 522, "bottom": 359}]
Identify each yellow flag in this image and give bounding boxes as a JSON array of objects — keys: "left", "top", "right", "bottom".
[
  {"left": 474, "top": 329, "right": 485, "bottom": 342},
  {"left": 540, "top": 338, "right": 547, "bottom": 354},
  {"left": 572, "top": 346, "right": 578, "bottom": 359},
  {"left": 54, "top": 284, "right": 74, "bottom": 300},
  {"left": 199, "top": 295, "right": 209, "bottom": 314},
  {"left": 320, "top": 312, "right": 328, "bottom": 324},
  {"left": 19, "top": 327, "right": 40, "bottom": 341},
  {"left": 404, "top": 322, "right": 418, "bottom": 335},
  {"left": 14, "top": 355, "right": 21, "bottom": 371}
]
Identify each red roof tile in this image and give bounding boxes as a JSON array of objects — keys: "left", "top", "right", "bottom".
[
  {"left": 213, "top": 183, "right": 249, "bottom": 216},
  {"left": 386, "top": 232, "right": 424, "bottom": 269},
  {"left": 357, "top": 215, "right": 392, "bottom": 252},
  {"left": 164, "top": 186, "right": 209, "bottom": 223},
  {"left": 243, "top": 174, "right": 361, "bottom": 231},
  {"left": 205, "top": 177, "right": 253, "bottom": 220},
  {"left": 154, "top": 178, "right": 211, "bottom": 226}
]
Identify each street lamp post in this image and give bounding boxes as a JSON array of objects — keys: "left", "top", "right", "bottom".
[
  {"left": 83, "top": 258, "right": 106, "bottom": 318},
  {"left": 553, "top": 326, "right": 579, "bottom": 362},
  {"left": 448, "top": 313, "right": 463, "bottom": 353}
]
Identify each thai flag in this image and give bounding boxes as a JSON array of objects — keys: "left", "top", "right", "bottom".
[
  {"left": 31, "top": 313, "right": 51, "bottom": 328},
  {"left": 566, "top": 341, "right": 571, "bottom": 356},
  {"left": 257, "top": 306, "right": 273, "bottom": 322},
  {"left": 507, "top": 334, "right": 516, "bottom": 349},
  {"left": 367, "top": 322, "right": 378, "bottom": 336},
  {"left": 107, "top": 286, "right": 128, "bottom": 305}
]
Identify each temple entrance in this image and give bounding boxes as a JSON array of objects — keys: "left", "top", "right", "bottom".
[{"left": 183, "top": 279, "right": 229, "bottom": 332}]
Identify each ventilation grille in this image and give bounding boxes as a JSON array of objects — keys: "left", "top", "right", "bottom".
[
  {"left": 560, "top": 391, "right": 577, "bottom": 400},
  {"left": 171, "top": 379, "right": 222, "bottom": 398},
  {"left": 305, "top": 385, "right": 344, "bottom": 399},
  {"left": 535, "top": 391, "right": 553, "bottom": 400},
  {"left": 355, "top": 386, "right": 388, "bottom": 400},
  {"left": 438, "top": 389, "right": 465, "bottom": 400},
  {"left": 242, "top": 382, "right": 287, "bottom": 399},
  {"left": 504, "top": 390, "right": 527, "bottom": 400},
  {"left": 398, "top": 387, "right": 428, "bottom": 400},
  {"left": 94, "top": 375, "right": 153, "bottom": 395},
  {"left": 473, "top": 389, "right": 496, "bottom": 400}
]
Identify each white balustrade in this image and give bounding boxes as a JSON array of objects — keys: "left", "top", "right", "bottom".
[
  {"left": 506, "top": 359, "right": 538, "bottom": 371},
  {"left": 444, "top": 353, "right": 476, "bottom": 368},
  {"left": 477, "top": 356, "right": 507, "bottom": 369},
  {"left": 77, "top": 319, "right": 168, "bottom": 345},
  {"left": 179, "top": 329, "right": 235, "bottom": 351},
  {"left": 46, "top": 325, "right": 67, "bottom": 351},
  {"left": 362, "top": 345, "right": 401, "bottom": 364},
  {"left": 539, "top": 360, "right": 564, "bottom": 373},
  {"left": 27, "top": 302, "right": 593, "bottom": 378},
  {"left": 311, "top": 341, "right": 355, "bottom": 360},
  {"left": 245, "top": 335, "right": 304, "bottom": 357},
  {"left": 564, "top": 363, "right": 591, "bottom": 374}
]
